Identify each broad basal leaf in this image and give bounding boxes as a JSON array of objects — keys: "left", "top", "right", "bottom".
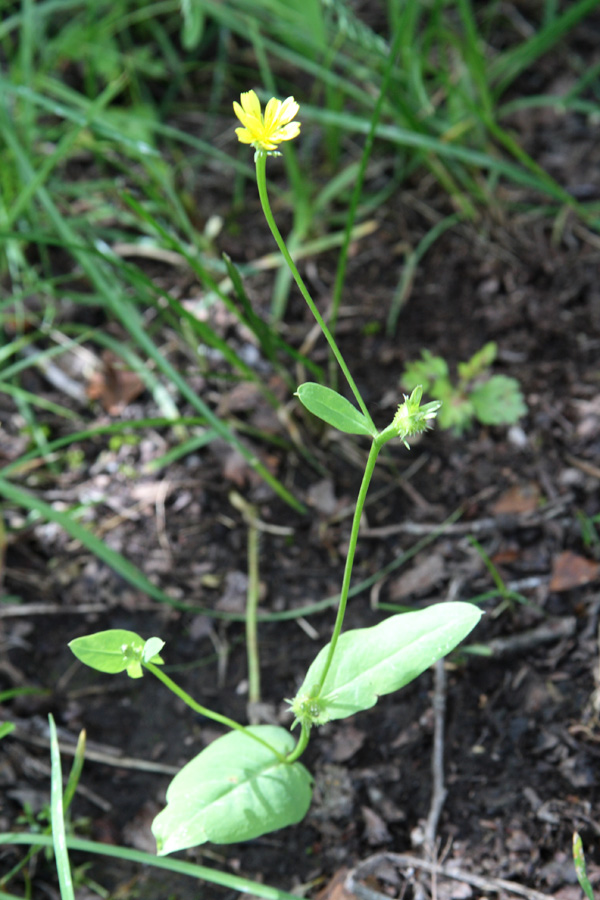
[
  {"left": 291, "top": 602, "right": 481, "bottom": 725},
  {"left": 296, "top": 383, "right": 375, "bottom": 436},
  {"left": 152, "top": 725, "right": 312, "bottom": 853}
]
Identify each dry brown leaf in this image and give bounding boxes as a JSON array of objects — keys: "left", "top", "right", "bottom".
[
  {"left": 216, "top": 381, "right": 261, "bottom": 415},
  {"left": 307, "top": 478, "right": 339, "bottom": 517},
  {"left": 361, "top": 805, "right": 392, "bottom": 845},
  {"left": 550, "top": 550, "right": 600, "bottom": 592},
  {"left": 221, "top": 448, "right": 249, "bottom": 486},
  {"left": 328, "top": 723, "right": 366, "bottom": 763},
  {"left": 314, "top": 868, "right": 353, "bottom": 900},
  {"left": 492, "top": 482, "right": 541, "bottom": 515},
  {"left": 389, "top": 552, "right": 445, "bottom": 600},
  {"left": 87, "top": 351, "right": 145, "bottom": 415}
]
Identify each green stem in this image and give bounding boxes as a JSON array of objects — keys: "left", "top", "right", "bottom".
[
  {"left": 285, "top": 721, "right": 311, "bottom": 764},
  {"left": 254, "top": 152, "right": 374, "bottom": 429},
  {"left": 286, "top": 432, "right": 393, "bottom": 762},
  {"left": 246, "top": 518, "right": 261, "bottom": 705},
  {"left": 315, "top": 435, "right": 384, "bottom": 694},
  {"left": 143, "top": 662, "right": 285, "bottom": 761}
]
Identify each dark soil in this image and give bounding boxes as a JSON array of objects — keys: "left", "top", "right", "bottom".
[{"left": 2, "top": 17, "right": 600, "bottom": 900}]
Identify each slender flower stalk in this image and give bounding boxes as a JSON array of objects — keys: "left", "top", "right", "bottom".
[
  {"left": 309, "top": 388, "right": 441, "bottom": 699},
  {"left": 233, "top": 90, "right": 373, "bottom": 427},
  {"left": 232, "top": 90, "right": 442, "bottom": 751}
]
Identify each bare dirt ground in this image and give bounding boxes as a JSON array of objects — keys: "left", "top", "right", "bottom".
[{"left": 2, "top": 15, "right": 600, "bottom": 900}]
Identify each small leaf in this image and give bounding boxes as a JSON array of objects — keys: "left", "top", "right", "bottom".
[
  {"left": 126, "top": 660, "right": 143, "bottom": 679},
  {"left": 296, "top": 383, "right": 375, "bottom": 436},
  {"left": 152, "top": 725, "right": 312, "bottom": 852},
  {"left": 86, "top": 350, "right": 145, "bottom": 415},
  {"left": 573, "top": 832, "right": 595, "bottom": 900},
  {"left": 0, "top": 722, "right": 16, "bottom": 740},
  {"left": 401, "top": 350, "right": 448, "bottom": 393},
  {"left": 143, "top": 636, "right": 165, "bottom": 664},
  {"left": 68, "top": 630, "right": 145, "bottom": 676},
  {"left": 471, "top": 375, "right": 527, "bottom": 426},
  {"left": 291, "top": 602, "right": 482, "bottom": 725},
  {"left": 434, "top": 382, "right": 474, "bottom": 433},
  {"left": 550, "top": 550, "right": 600, "bottom": 592},
  {"left": 457, "top": 341, "right": 496, "bottom": 381},
  {"left": 180, "top": 0, "right": 205, "bottom": 50}
]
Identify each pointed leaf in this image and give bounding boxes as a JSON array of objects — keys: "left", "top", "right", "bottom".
[
  {"left": 152, "top": 725, "right": 313, "bottom": 853},
  {"left": 457, "top": 341, "right": 497, "bottom": 381},
  {"left": 291, "top": 602, "right": 482, "bottom": 725},
  {"left": 296, "top": 383, "right": 375, "bottom": 436}
]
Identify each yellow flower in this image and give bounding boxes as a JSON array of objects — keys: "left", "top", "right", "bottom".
[{"left": 233, "top": 90, "right": 300, "bottom": 152}]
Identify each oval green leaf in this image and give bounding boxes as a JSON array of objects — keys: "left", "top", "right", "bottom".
[
  {"left": 296, "top": 383, "right": 375, "bottom": 436},
  {"left": 292, "top": 602, "right": 482, "bottom": 725},
  {"left": 152, "top": 725, "right": 313, "bottom": 853},
  {"left": 68, "top": 629, "right": 145, "bottom": 677}
]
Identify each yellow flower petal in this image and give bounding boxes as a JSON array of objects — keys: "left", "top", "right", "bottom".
[
  {"left": 240, "top": 90, "right": 261, "bottom": 119},
  {"left": 235, "top": 127, "right": 256, "bottom": 144},
  {"left": 277, "top": 97, "right": 300, "bottom": 125},
  {"left": 233, "top": 90, "right": 300, "bottom": 152}
]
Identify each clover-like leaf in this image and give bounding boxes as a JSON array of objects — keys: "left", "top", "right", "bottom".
[
  {"left": 471, "top": 375, "right": 527, "bottom": 426},
  {"left": 152, "top": 725, "right": 312, "bottom": 852},
  {"left": 401, "top": 350, "right": 448, "bottom": 393}
]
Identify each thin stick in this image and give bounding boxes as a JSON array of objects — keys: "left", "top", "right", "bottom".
[
  {"left": 425, "top": 577, "right": 463, "bottom": 860},
  {"left": 347, "top": 852, "right": 555, "bottom": 900},
  {"left": 425, "top": 657, "right": 447, "bottom": 859}
]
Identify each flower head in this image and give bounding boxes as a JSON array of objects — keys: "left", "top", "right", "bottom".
[
  {"left": 391, "top": 386, "right": 441, "bottom": 449},
  {"left": 233, "top": 90, "right": 300, "bottom": 153}
]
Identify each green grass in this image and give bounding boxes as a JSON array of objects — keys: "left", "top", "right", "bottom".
[{"left": 1, "top": 0, "right": 599, "bottom": 894}]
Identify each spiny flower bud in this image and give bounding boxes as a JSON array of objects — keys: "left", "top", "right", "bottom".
[{"left": 391, "top": 386, "right": 441, "bottom": 449}]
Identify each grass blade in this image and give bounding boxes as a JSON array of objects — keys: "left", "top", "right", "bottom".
[
  {"left": 0, "top": 476, "right": 185, "bottom": 609},
  {"left": 0, "top": 97, "right": 304, "bottom": 513},
  {"left": 48, "top": 714, "right": 76, "bottom": 900},
  {"left": 0, "top": 831, "right": 302, "bottom": 899}
]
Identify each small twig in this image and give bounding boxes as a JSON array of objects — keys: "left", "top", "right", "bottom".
[
  {"left": 346, "top": 851, "right": 556, "bottom": 900},
  {"left": 425, "top": 657, "right": 447, "bottom": 859},
  {"left": 20, "top": 344, "right": 89, "bottom": 404},
  {"left": 424, "top": 577, "right": 463, "bottom": 862},
  {"left": 7, "top": 747, "right": 112, "bottom": 812},
  {"left": 481, "top": 616, "right": 576, "bottom": 658},
  {"left": 11, "top": 723, "right": 179, "bottom": 775},
  {"left": 360, "top": 496, "right": 573, "bottom": 540},
  {"left": 0, "top": 603, "right": 109, "bottom": 619}
]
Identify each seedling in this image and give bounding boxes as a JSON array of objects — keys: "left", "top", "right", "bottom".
[
  {"left": 401, "top": 343, "right": 527, "bottom": 434},
  {"left": 577, "top": 510, "right": 600, "bottom": 559},
  {"left": 68, "top": 92, "right": 482, "bottom": 856},
  {"left": 573, "top": 832, "right": 595, "bottom": 900}
]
